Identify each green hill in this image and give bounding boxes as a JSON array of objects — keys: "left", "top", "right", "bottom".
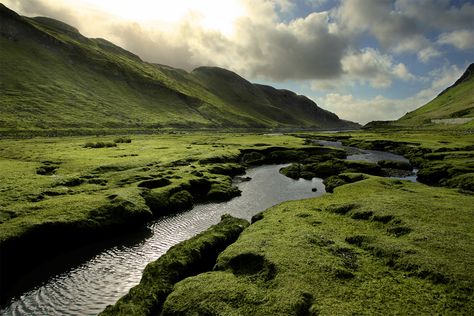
[
  {"left": 0, "top": 4, "right": 358, "bottom": 133},
  {"left": 391, "top": 63, "right": 473, "bottom": 129}
]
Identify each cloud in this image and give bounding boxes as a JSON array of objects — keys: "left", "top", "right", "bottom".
[
  {"left": 417, "top": 46, "right": 442, "bottom": 63},
  {"left": 320, "top": 93, "right": 417, "bottom": 124},
  {"left": 318, "top": 63, "right": 464, "bottom": 124},
  {"left": 438, "top": 29, "right": 474, "bottom": 50},
  {"left": 232, "top": 11, "right": 348, "bottom": 80},
  {"left": 3, "top": 0, "right": 81, "bottom": 27},
  {"left": 341, "top": 48, "right": 416, "bottom": 88},
  {"left": 3, "top": 0, "right": 472, "bottom": 126},
  {"left": 4, "top": 0, "right": 351, "bottom": 81},
  {"left": 336, "top": 0, "right": 422, "bottom": 48},
  {"left": 335, "top": 0, "right": 474, "bottom": 62},
  {"left": 395, "top": 0, "right": 474, "bottom": 31}
]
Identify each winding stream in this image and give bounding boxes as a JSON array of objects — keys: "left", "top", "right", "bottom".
[
  {"left": 1, "top": 144, "right": 416, "bottom": 315},
  {"left": 1, "top": 164, "right": 325, "bottom": 316}
]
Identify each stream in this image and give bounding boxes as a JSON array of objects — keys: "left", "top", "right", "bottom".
[
  {"left": 1, "top": 164, "right": 325, "bottom": 316},
  {"left": 1, "top": 144, "right": 416, "bottom": 315}
]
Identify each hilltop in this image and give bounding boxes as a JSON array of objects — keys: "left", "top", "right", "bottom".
[
  {"left": 365, "top": 63, "right": 474, "bottom": 130},
  {"left": 0, "top": 4, "right": 358, "bottom": 133}
]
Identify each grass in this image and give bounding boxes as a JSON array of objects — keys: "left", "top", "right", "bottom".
[
  {"left": 100, "top": 214, "right": 249, "bottom": 316},
  {"left": 162, "top": 177, "right": 474, "bottom": 315},
  {"left": 0, "top": 132, "right": 335, "bottom": 302},
  {"left": 397, "top": 68, "right": 474, "bottom": 129},
  {"left": 298, "top": 130, "right": 474, "bottom": 191},
  {"left": 0, "top": 133, "right": 313, "bottom": 240},
  {"left": 0, "top": 127, "right": 472, "bottom": 314},
  {"left": 0, "top": 4, "right": 355, "bottom": 132}
]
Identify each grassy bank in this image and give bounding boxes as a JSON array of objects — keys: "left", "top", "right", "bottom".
[
  {"left": 298, "top": 131, "right": 474, "bottom": 191},
  {"left": 0, "top": 132, "right": 342, "bottom": 302},
  {"left": 161, "top": 176, "right": 474, "bottom": 315},
  {"left": 99, "top": 130, "right": 473, "bottom": 315},
  {"left": 100, "top": 214, "right": 249, "bottom": 316}
]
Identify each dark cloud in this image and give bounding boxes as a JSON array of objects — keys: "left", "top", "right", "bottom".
[
  {"left": 232, "top": 13, "right": 347, "bottom": 80},
  {"left": 335, "top": 0, "right": 474, "bottom": 61}
]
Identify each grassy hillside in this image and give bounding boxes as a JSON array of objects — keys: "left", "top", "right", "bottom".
[
  {"left": 0, "top": 4, "right": 357, "bottom": 132},
  {"left": 373, "top": 63, "right": 474, "bottom": 130}
]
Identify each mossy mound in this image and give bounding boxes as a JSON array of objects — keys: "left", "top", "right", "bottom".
[
  {"left": 100, "top": 214, "right": 249, "bottom": 316},
  {"left": 280, "top": 159, "right": 382, "bottom": 180},
  {"left": 240, "top": 146, "right": 346, "bottom": 166},
  {"left": 161, "top": 177, "right": 474, "bottom": 315},
  {"left": 377, "top": 159, "right": 413, "bottom": 170},
  {"left": 323, "top": 173, "right": 368, "bottom": 193}
]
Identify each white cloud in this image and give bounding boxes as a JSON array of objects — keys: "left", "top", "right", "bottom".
[
  {"left": 417, "top": 46, "right": 443, "bottom": 63},
  {"left": 318, "top": 63, "right": 465, "bottom": 124},
  {"left": 438, "top": 29, "right": 474, "bottom": 50},
  {"left": 341, "top": 48, "right": 416, "bottom": 88},
  {"left": 320, "top": 93, "right": 417, "bottom": 124},
  {"left": 415, "top": 64, "right": 464, "bottom": 99}
]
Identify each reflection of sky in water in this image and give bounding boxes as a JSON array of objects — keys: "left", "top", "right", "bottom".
[
  {"left": 2, "top": 164, "right": 324, "bottom": 316},
  {"left": 316, "top": 140, "right": 416, "bottom": 182}
]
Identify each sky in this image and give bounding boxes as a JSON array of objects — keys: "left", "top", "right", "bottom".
[{"left": 4, "top": 0, "right": 474, "bottom": 124}]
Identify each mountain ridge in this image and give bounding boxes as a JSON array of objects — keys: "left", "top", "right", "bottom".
[{"left": 0, "top": 4, "right": 359, "bottom": 132}]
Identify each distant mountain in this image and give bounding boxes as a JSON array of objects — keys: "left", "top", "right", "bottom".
[
  {"left": 0, "top": 4, "right": 358, "bottom": 132},
  {"left": 395, "top": 63, "right": 474, "bottom": 128}
]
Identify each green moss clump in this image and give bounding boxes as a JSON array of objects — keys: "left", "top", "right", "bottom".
[
  {"left": 207, "top": 183, "right": 241, "bottom": 201},
  {"left": 100, "top": 215, "right": 249, "bottom": 316},
  {"left": 114, "top": 137, "right": 132, "bottom": 143},
  {"left": 241, "top": 151, "right": 265, "bottom": 165},
  {"left": 279, "top": 163, "right": 303, "bottom": 179},
  {"left": 207, "top": 163, "right": 245, "bottom": 176},
  {"left": 89, "top": 195, "right": 153, "bottom": 226},
  {"left": 84, "top": 141, "right": 117, "bottom": 148},
  {"left": 169, "top": 190, "right": 194, "bottom": 211},
  {"left": 446, "top": 173, "right": 474, "bottom": 191},
  {"left": 323, "top": 173, "right": 368, "bottom": 193},
  {"left": 280, "top": 159, "right": 381, "bottom": 181}
]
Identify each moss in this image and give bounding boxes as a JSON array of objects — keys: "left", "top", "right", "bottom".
[
  {"left": 207, "top": 183, "right": 241, "bottom": 201},
  {"left": 100, "top": 215, "right": 249, "bottom": 316},
  {"left": 323, "top": 173, "right": 368, "bottom": 193},
  {"left": 114, "top": 137, "right": 132, "bottom": 143},
  {"left": 137, "top": 178, "right": 171, "bottom": 189},
  {"left": 53, "top": 176, "right": 84, "bottom": 187},
  {"left": 280, "top": 159, "right": 381, "bottom": 181},
  {"left": 160, "top": 178, "right": 474, "bottom": 315},
  {"left": 279, "top": 164, "right": 303, "bottom": 179},
  {"left": 351, "top": 210, "right": 374, "bottom": 220},
  {"left": 169, "top": 190, "right": 194, "bottom": 211},
  {"left": 241, "top": 151, "right": 265, "bottom": 165},
  {"left": 36, "top": 165, "right": 58, "bottom": 175},
  {"left": 84, "top": 141, "right": 117, "bottom": 148},
  {"left": 446, "top": 173, "right": 474, "bottom": 191},
  {"left": 207, "top": 163, "right": 245, "bottom": 176}
]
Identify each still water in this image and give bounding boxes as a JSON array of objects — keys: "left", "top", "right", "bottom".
[
  {"left": 316, "top": 140, "right": 417, "bottom": 182},
  {"left": 1, "top": 164, "right": 324, "bottom": 315}
]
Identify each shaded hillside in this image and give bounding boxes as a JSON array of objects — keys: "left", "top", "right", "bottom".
[
  {"left": 0, "top": 4, "right": 357, "bottom": 132},
  {"left": 395, "top": 63, "right": 474, "bottom": 129}
]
